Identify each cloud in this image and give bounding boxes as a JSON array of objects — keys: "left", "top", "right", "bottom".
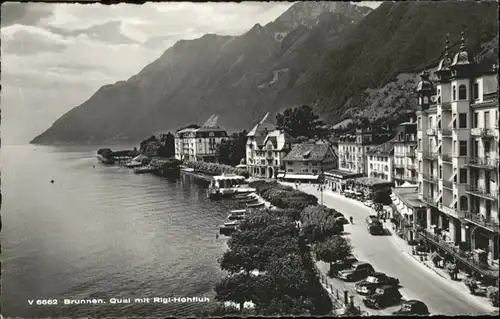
[
  {"left": 1, "top": 2, "right": 294, "bottom": 145},
  {"left": 0, "top": 2, "right": 54, "bottom": 27}
]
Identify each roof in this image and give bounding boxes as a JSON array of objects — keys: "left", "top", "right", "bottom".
[
  {"left": 277, "top": 173, "right": 319, "bottom": 180},
  {"left": 283, "top": 143, "right": 331, "bottom": 162},
  {"left": 367, "top": 141, "right": 394, "bottom": 155},
  {"left": 324, "top": 169, "right": 363, "bottom": 179},
  {"left": 392, "top": 187, "right": 425, "bottom": 209},
  {"left": 247, "top": 113, "right": 276, "bottom": 137},
  {"left": 353, "top": 176, "right": 393, "bottom": 187}
]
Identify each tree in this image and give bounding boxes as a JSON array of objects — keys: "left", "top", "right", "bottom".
[
  {"left": 276, "top": 105, "right": 329, "bottom": 139},
  {"left": 215, "top": 130, "right": 247, "bottom": 166},
  {"left": 214, "top": 273, "right": 256, "bottom": 311},
  {"left": 157, "top": 132, "right": 175, "bottom": 158},
  {"left": 313, "top": 235, "right": 352, "bottom": 272}
]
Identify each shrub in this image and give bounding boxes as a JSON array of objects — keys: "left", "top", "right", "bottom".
[
  {"left": 487, "top": 286, "right": 499, "bottom": 307},
  {"left": 183, "top": 160, "right": 248, "bottom": 177}
]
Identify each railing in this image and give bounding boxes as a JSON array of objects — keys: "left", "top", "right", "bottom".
[
  {"left": 407, "top": 163, "right": 418, "bottom": 170},
  {"left": 421, "top": 194, "right": 440, "bottom": 207},
  {"left": 407, "top": 150, "right": 416, "bottom": 157},
  {"left": 442, "top": 153, "right": 452, "bottom": 162},
  {"left": 422, "top": 174, "right": 439, "bottom": 183},
  {"left": 441, "top": 127, "right": 452, "bottom": 136},
  {"left": 393, "top": 163, "right": 405, "bottom": 168},
  {"left": 466, "top": 157, "right": 499, "bottom": 170},
  {"left": 426, "top": 128, "right": 436, "bottom": 136},
  {"left": 425, "top": 152, "right": 439, "bottom": 160},
  {"left": 404, "top": 176, "right": 418, "bottom": 183},
  {"left": 442, "top": 179, "right": 453, "bottom": 189},
  {"left": 471, "top": 128, "right": 483, "bottom": 136},
  {"left": 416, "top": 228, "right": 499, "bottom": 279},
  {"left": 394, "top": 153, "right": 406, "bottom": 158},
  {"left": 465, "top": 185, "right": 498, "bottom": 201},
  {"left": 464, "top": 212, "right": 500, "bottom": 233},
  {"left": 483, "top": 128, "right": 497, "bottom": 138},
  {"left": 441, "top": 102, "right": 452, "bottom": 110}
]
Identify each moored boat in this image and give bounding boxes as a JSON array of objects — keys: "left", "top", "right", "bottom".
[
  {"left": 247, "top": 202, "right": 264, "bottom": 208},
  {"left": 228, "top": 214, "right": 246, "bottom": 221},
  {"left": 134, "top": 165, "right": 155, "bottom": 174},
  {"left": 208, "top": 174, "right": 248, "bottom": 199},
  {"left": 230, "top": 209, "right": 247, "bottom": 214}
]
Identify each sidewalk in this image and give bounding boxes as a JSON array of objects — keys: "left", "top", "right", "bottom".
[{"left": 383, "top": 221, "right": 496, "bottom": 311}]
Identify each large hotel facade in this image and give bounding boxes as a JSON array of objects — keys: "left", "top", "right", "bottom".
[{"left": 414, "top": 33, "right": 499, "bottom": 269}]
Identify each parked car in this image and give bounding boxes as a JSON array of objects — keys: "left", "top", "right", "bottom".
[
  {"left": 364, "top": 200, "right": 374, "bottom": 208},
  {"left": 393, "top": 300, "right": 430, "bottom": 315},
  {"left": 355, "top": 272, "right": 400, "bottom": 294},
  {"left": 338, "top": 262, "right": 375, "bottom": 281},
  {"left": 333, "top": 212, "right": 344, "bottom": 218},
  {"left": 336, "top": 216, "right": 350, "bottom": 225},
  {"left": 363, "top": 285, "right": 402, "bottom": 309},
  {"left": 366, "top": 215, "right": 384, "bottom": 235}
]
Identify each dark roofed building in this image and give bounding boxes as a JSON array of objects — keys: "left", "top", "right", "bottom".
[{"left": 279, "top": 143, "right": 337, "bottom": 181}]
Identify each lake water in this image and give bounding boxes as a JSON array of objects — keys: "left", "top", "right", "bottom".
[{"left": 0, "top": 145, "right": 236, "bottom": 317}]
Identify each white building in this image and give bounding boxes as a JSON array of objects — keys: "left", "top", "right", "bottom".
[
  {"left": 367, "top": 142, "right": 394, "bottom": 182},
  {"left": 246, "top": 113, "right": 293, "bottom": 178},
  {"left": 174, "top": 115, "right": 229, "bottom": 162},
  {"left": 392, "top": 121, "right": 418, "bottom": 186},
  {"left": 415, "top": 32, "right": 499, "bottom": 270}
]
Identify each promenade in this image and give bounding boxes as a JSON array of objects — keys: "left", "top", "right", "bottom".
[{"left": 280, "top": 182, "right": 496, "bottom": 316}]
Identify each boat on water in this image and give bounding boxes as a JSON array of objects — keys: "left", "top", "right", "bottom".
[
  {"left": 228, "top": 213, "right": 246, "bottom": 221},
  {"left": 219, "top": 220, "right": 240, "bottom": 236},
  {"left": 134, "top": 166, "right": 155, "bottom": 174},
  {"left": 230, "top": 209, "right": 247, "bottom": 214},
  {"left": 126, "top": 161, "right": 143, "bottom": 168},
  {"left": 208, "top": 174, "right": 255, "bottom": 199},
  {"left": 247, "top": 202, "right": 264, "bottom": 208},
  {"left": 234, "top": 193, "right": 254, "bottom": 200}
]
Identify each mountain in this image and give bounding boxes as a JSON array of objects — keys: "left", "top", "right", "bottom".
[{"left": 32, "top": 1, "right": 497, "bottom": 145}]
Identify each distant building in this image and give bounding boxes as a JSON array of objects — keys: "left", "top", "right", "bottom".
[
  {"left": 280, "top": 143, "right": 337, "bottom": 182},
  {"left": 391, "top": 121, "right": 418, "bottom": 186},
  {"left": 174, "top": 115, "right": 229, "bottom": 162},
  {"left": 338, "top": 128, "right": 392, "bottom": 175},
  {"left": 367, "top": 141, "right": 394, "bottom": 182},
  {"left": 246, "top": 113, "right": 293, "bottom": 178}
]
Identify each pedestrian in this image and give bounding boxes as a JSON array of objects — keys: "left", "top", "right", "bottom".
[
  {"left": 216, "top": 233, "right": 219, "bottom": 239},
  {"left": 349, "top": 216, "right": 353, "bottom": 224}
]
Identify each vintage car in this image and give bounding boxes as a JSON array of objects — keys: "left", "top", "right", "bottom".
[
  {"left": 337, "top": 262, "right": 375, "bottom": 281},
  {"left": 366, "top": 215, "right": 384, "bottom": 235},
  {"left": 355, "top": 272, "right": 400, "bottom": 294},
  {"left": 363, "top": 285, "right": 402, "bottom": 309},
  {"left": 336, "top": 216, "right": 350, "bottom": 225},
  {"left": 393, "top": 300, "right": 430, "bottom": 315}
]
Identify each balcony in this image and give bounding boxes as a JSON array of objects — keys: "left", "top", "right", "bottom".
[
  {"left": 394, "top": 153, "right": 406, "bottom": 158},
  {"left": 421, "top": 194, "right": 440, "bottom": 207},
  {"left": 404, "top": 176, "right": 418, "bottom": 183},
  {"left": 441, "top": 102, "right": 452, "bottom": 111},
  {"left": 407, "top": 163, "right": 418, "bottom": 170},
  {"left": 442, "top": 179, "right": 453, "bottom": 189},
  {"left": 442, "top": 153, "right": 452, "bottom": 163},
  {"left": 393, "top": 163, "right": 405, "bottom": 169},
  {"left": 425, "top": 152, "right": 439, "bottom": 160},
  {"left": 422, "top": 174, "right": 439, "bottom": 184},
  {"left": 464, "top": 212, "right": 500, "bottom": 233},
  {"left": 441, "top": 127, "right": 452, "bottom": 137},
  {"left": 465, "top": 185, "right": 498, "bottom": 201},
  {"left": 394, "top": 174, "right": 405, "bottom": 180},
  {"left": 407, "top": 150, "right": 416, "bottom": 158},
  {"left": 266, "top": 152, "right": 274, "bottom": 159},
  {"left": 416, "top": 228, "right": 499, "bottom": 280},
  {"left": 466, "top": 157, "right": 499, "bottom": 170},
  {"left": 426, "top": 128, "right": 437, "bottom": 136}
]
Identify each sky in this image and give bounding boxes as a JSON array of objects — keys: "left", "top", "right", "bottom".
[{"left": 0, "top": 1, "right": 381, "bottom": 145}]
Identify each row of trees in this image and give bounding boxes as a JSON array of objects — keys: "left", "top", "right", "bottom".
[
  {"left": 184, "top": 160, "right": 249, "bottom": 177},
  {"left": 215, "top": 130, "right": 247, "bottom": 166},
  {"left": 211, "top": 181, "right": 355, "bottom": 315},
  {"left": 139, "top": 133, "right": 175, "bottom": 158},
  {"left": 214, "top": 208, "right": 333, "bottom": 316}
]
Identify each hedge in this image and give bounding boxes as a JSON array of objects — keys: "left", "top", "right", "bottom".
[
  {"left": 184, "top": 160, "right": 249, "bottom": 178},
  {"left": 249, "top": 181, "right": 318, "bottom": 210}
]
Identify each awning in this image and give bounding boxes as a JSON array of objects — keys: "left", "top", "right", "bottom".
[
  {"left": 277, "top": 173, "right": 285, "bottom": 178},
  {"left": 281, "top": 174, "right": 319, "bottom": 180}
]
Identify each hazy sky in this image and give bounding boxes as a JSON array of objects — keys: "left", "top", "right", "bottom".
[{"left": 1, "top": 1, "right": 381, "bottom": 145}]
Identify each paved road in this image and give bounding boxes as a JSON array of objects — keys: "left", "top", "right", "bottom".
[{"left": 286, "top": 183, "right": 495, "bottom": 316}]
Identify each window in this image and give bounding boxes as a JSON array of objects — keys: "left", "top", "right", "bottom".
[
  {"left": 458, "top": 85, "right": 467, "bottom": 100},
  {"left": 473, "top": 113, "right": 478, "bottom": 128},
  {"left": 459, "top": 113, "right": 467, "bottom": 128},
  {"left": 484, "top": 111, "right": 490, "bottom": 128},
  {"left": 459, "top": 141, "right": 467, "bottom": 156},
  {"left": 287, "top": 169, "right": 294, "bottom": 172},
  {"left": 439, "top": 165, "right": 442, "bottom": 179},
  {"left": 384, "top": 165, "right": 388, "bottom": 172},
  {"left": 459, "top": 169, "right": 467, "bottom": 184},
  {"left": 370, "top": 163, "right": 373, "bottom": 169},
  {"left": 473, "top": 83, "right": 479, "bottom": 100},
  {"left": 418, "top": 139, "right": 422, "bottom": 150},
  {"left": 452, "top": 85, "right": 456, "bottom": 100},
  {"left": 418, "top": 117, "right": 422, "bottom": 129},
  {"left": 485, "top": 141, "right": 490, "bottom": 157},
  {"left": 460, "top": 195, "right": 468, "bottom": 211}
]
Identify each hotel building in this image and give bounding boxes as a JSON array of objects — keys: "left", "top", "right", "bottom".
[
  {"left": 280, "top": 143, "right": 337, "bottom": 182},
  {"left": 367, "top": 141, "right": 394, "bottom": 182},
  {"left": 246, "top": 113, "right": 293, "bottom": 178},
  {"left": 415, "top": 33, "right": 499, "bottom": 274},
  {"left": 392, "top": 121, "right": 418, "bottom": 186},
  {"left": 174, "top": 115, "right": 229, "bottom": 162}
]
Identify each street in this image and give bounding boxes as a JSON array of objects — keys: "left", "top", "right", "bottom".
[{"left": 284, "top": 183, "right": 495, "bottom": 315}]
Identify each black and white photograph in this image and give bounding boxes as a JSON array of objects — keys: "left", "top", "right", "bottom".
[{"left": 1, "top": 0, "right": 499, "bottom": 317}]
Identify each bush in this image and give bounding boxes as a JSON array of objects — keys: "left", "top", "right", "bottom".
[
  {"left": 487, "top": 286, "right": 499, "bottom": 307},
  {"left": 184, "top": 160, "right": 248, "bottom": 177},
  {"left": 249, "top": 181, "right": 318, "bottom": 210}
]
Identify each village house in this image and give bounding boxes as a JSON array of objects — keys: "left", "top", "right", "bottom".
[
  {"left": 279, "top": 143, "right": 337, "bottom": 183},
  {"left": 246, "top": 113, "right": 293, "bottom": 178}
]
